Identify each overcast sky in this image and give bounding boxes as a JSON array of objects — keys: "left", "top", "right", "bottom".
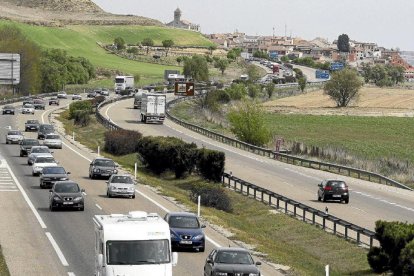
[{"left": 92, "top": 0, "right": 413, "bottom": 51}]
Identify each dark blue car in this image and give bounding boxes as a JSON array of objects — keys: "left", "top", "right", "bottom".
[{"left": 164, "top": 212, "right": 205, "bottom": 252}]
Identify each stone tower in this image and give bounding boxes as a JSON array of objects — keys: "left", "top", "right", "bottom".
[{"left": 174, "top": 7, "right": 181, "bottom": 23}]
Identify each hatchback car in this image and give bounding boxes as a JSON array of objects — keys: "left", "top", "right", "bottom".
[
  {"left": 49, "top": 181, "right": 84, "bottom": 211},
  {"left": 106, "top": 174, "right": 135, "bottom": 198},
  {"left": 89, "top": 157, "right": 118, "bottom": 179},
  {"left": 2, "top": 105, "right": 15, "bottom": 115},
  {"left": 22, "top": 103, "right": 35, "bottom": 114},
  {"left": 57, "top": 91, "right": 67, "bottom": 99},
  {"left": 38, "top": 124, "right": 55, "bottom": 139},
  {"left": 27, "top": 146, "right": 53, "bottom": 165},
  {"left": 165, "top": 212, "right": 205, "bottom": 252},
  {"left": 32, "top": 156, "right": 58, "bottom": 176},
  {"left": 72, "top": 94, "right": 82, "bottom": 100},
  {"left": 87, "top": 91, "right": 97, "bottom": 98},
  {"left": 49, "top": 97, "right": 60, "bottom": 105},
  {"left": 20, "top": 138, "right": 40, "bottom": 157},
  {"left": 25, "top": 119, "right": 40, "bottom": 132},
  {"left": 43, "top": 133, "right": 62, "bottom": 149},
  {"left": 317, "top": 180, "right": 349, "bottom": 204},
  {"left": 204, "top": 247, "right": 261, "bottom": 276},
  {"left": 40, "top": 166, "right": 70, "bottom": 189},
  {"left": 6, "top": 130, "right": 24, "bottom": 144}
]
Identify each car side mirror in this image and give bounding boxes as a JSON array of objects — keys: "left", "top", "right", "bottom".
[
  {"left": 318, "top": 184, "right": 323, "bottom": 188},
  {"left": 105, "top": 181, "right": 109, "bottom": 184},
  {"left": 255, "top": 261, "right": 261, "bottom": 266},
  {"left": 207, "top": 259, "right": 213, "bottom": 264},
  {"left": 90, "top": 163, "right": 93, "bottom": 166},
  {"left": 201, "top": 225, "right": 206, "bottom": 228},
  {"left": 98, "top": 254, "right": 103, "bottom": 267},
  {"left": 50, "top": 151, "right": 54, "bottom": 154},
  {"left": 49, "top": 189, "right": 53, "bottom": 193},
  {"left": 172, "top": 252, "right": 178, "bottom": 266},
  {"left": 81, "top": 189, "right": 85, "bottom": 193}
]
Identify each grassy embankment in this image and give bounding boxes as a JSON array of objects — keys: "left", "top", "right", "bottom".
[
  {"left": 0, "top": 21, "right": 212, "bottom": 84},
  {"left": 0, "top": 245, "right": 10, "bottom": 276},
  {"left": 57, "top": 110, "right": 374, "bottom": 276}
]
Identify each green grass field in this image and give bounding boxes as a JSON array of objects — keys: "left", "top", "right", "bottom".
[
  {"left": 56, "top": 110, "right": 374, "bottom": 276},
  {"left": 0, "top": 20, "right": 212, "bottom": 83},
  {"left": 0, "top": 245, "right": 10, "bottom": 276}
]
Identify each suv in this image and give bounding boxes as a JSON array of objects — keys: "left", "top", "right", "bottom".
[
  {"left": 40, "top": 166, "right": 70, "bottom": 189},
  {"left": 49, "top": 181, "right": 85, "bottom": 211},
  {"left": 164, "top": 212, "right": 205, "bottom": 252},
  {"left": 317, "top": 180, "right": 349, "bottom": 204},
  {"left": 38, "top": 124, "right": 55, "bottom": 139},
  {"left": 20, "top": 138, "right": 40, "bottom": 157},
  {"left": 89, "top": 157, "right": 118, "bottom": 179}
]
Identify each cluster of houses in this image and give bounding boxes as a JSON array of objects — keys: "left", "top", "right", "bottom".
[{"left": 208, "top": 32, "right": 414, "bottom": 82}]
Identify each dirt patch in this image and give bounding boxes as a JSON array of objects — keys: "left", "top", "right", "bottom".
[{"left": 263, "top": 87, "right": 414, "bottom": 117}]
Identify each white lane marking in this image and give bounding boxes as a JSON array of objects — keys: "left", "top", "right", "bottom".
[
  {"left": 352, "top": 191, "right": 414, "bottom": 213},
  {"left": 68, "top": 272, "right": 76, "bottom": 276},
  {"left": 350, "top": 206, "right": 367, "bottom": 213},
  {"left": 0, "top": 189, "right": 19, "bottom": 192},
  {"left": 4, "top": 160, "right": 47, "bottom": 229},
  {"left": 95, "top": 204, "right": 103, "bottom": 210},
  {"left": 45, "top": 232, "right": 69, "bottom": 267},
  {"left": 135, "top": 189, "right": 222, "bottom": 248}
]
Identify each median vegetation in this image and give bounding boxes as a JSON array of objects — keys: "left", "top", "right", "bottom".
[{"left": 0, "top": 245, "right": 10, "bottom": 276}]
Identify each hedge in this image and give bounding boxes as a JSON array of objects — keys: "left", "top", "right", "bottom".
[
  {"left": 104, "top": 129, "right": 142, "bottom": 156},
  {"left": 189, "top": 183, "right": 233, "bottom": 213},
  {"left": 69, "top": 100, "right": 92, "bottom": 119},
  {"left": 197, "top": 148, "right": 225, "bottom": 182}
]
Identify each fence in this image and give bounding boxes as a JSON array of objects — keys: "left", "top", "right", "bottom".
[
  {"left": 222, "top": 172, "right": 378, "bottom": 248},
  {"left": 165, "top": 96, "right": 412, "bottom": 191}
]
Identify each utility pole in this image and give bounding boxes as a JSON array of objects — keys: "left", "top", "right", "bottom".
[{"left": 284, "top": 24, "right": 287, "bottom": 38}]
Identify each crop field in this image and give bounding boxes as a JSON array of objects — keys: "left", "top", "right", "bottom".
[{"left": 0, "top": 21, "right": 215, "bottom": 82}]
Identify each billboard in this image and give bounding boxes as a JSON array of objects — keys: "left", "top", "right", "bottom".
[
  {"left": 0, "top": 53, "right": 20, "bottom": 85},
  {"left": 175, "top": 82, "right": 194, "bottom": 96}
]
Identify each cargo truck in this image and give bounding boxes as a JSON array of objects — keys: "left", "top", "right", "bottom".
[
  {"left": 114, "top": 76, "right": 134, "bottom": 93},
  {"left": 93, "top": 211, "right": 178, "bottom": 276},
  {"left": 140, "top": 93, "right": 166, "bottom": 124}
]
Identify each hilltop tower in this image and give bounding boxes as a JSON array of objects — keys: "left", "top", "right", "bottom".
[
  {"left": 174, "top": 7, "right": 181, "bottom": 23},
  {"left": 167, "top": 7, "right": 200, "bottom": 32}
]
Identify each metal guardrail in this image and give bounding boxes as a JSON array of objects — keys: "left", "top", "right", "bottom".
[
  {"left": 222, "top": 173, "right": 378, "bottom": 248},
  {"left": 95, "top": 95, "right": 134, "bottom": 131},
  {"left": 166, "top": 96, "right": 413, "bottom": 191}
]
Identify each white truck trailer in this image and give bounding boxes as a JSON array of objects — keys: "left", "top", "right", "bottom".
[
  {"left": 114, "top": 76, "right": 134, "bottom": 93},
  {"left": 93, "top": 211, "right": 178, "bottom": 276},
  {"left": 140, "top": 93, "right": 166, "bottom": 124}
]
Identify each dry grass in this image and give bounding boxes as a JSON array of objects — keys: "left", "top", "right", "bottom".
[{"left": 0, "top": 245, "right": 10, "bottom": 276}]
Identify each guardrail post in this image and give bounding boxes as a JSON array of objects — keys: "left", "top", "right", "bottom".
[
  {"left": 253, "top": 188, "right": 257, "bottom": 199},
  {"left": 332, "top": 218, "right": 339, "bottom": 234},
  {"left": 344, "top": 223, "right": 350, "bottom": 240},
  {"left": 268, "top": 193, "right": 272, "bottom": 206},
  {"left": 261, "top": 190, "right": 264, "bottom": 203},
  {"left": 284, "top": 201, "right": 288, "bottom": 214},
  {"left": 293, "top": 203, "right": 298, "bottom": 217},
  {"left": 322, "top": 214, "right": 327, "bottom": 229},
  {"left": 302, "top": 207, "right": 307, "bottom": 222},
  {"left": 312, "top": 212, "right": 316, "bottom": 225}
]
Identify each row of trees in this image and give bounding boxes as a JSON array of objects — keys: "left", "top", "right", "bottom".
[
  {"left": 0, "top": 25, "right": 95, "bottom": 94},
  {"left": 114, "top": 37, "right": 175, "bottom": 56},
  {"left": 361, "top": 64, "right": 405, "bottom": 87}
]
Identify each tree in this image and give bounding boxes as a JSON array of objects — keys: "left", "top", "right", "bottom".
[
  {"left": 227, "top": 100, "right": 271, "bottom": 146},
  {"left": 337, "top": 34, "right": 350, "bottom": 52},
  {"left": 386, "top": 65, "right": 405, "bottom": 85},
  {"left": 114, "top": 37, "right": 126, "bottom": 50},
  {"left": 208, "top": 45, "right": 217, "bottom": 55},
  {"left": 265, "top": 82, "right": 275, "bottom": 98},
  {"left": 253, "top": 50, "right": 268, "bottom": 59},
  {"left": 280, "top": 55, "right": 289, "bottom": 62},
  {"left": 141, "top": 38, "right": 154, "bottom": 55},
  {"left": 246, "top": 64, "right": 261, "bottom": 82},
  {"left": 183, "top": 55, "right": 209, "bottom": 81},
  {"left": 214, "top": 58, "right": 229, "bottom": 75},
  {"left": 298, "top": 76, "right": 307, "bottom": 92},
  {"left": 323, "top": 68, "right": 363, "bottom": 107},
  {"left": 176, "top": 56, "right": 183, "bottom": 65},
  {"left": 162, "top": 39, "right": 174, "bottom": 57}
]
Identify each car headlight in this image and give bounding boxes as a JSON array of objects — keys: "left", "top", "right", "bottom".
[
  {"left": 59, "top": 177, "right": 68, "bottom": 181},
  {"left": 113, "top": 169, "right": 118, "bottom": 174},
  {"left": 110, "top": 186, "right": 116, "bottom": 191},
  {"left": 128, "top": 187, "right": 134, "bottom": 191},
  {"left": 193, "top": 234, "right": 204, "bottom": 240},
  {"left": 93, "top": 168, "right": 100, "bottom": 173},
  {"left": 73, "top": 197, "right": 83, "bottom": 202},
  {"left": 42, "top": 178, "right": 51, "bottom": 181},
  {"left": 170, "top": 233, "right": 178, "bottom": 239},
  {"left": 53, "top": 196, "right": 61, "bottom": 201},
  {"left": 249, "top": 274, "right": 259, "bottom": 276},
  {"left": 34, "top": 166, "right": 41, "bottom": 171},
  {"left": 215, "top": 273, "right": 228, "bottom": 276}
]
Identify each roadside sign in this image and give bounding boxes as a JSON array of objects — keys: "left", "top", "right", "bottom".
[
  {"left": 330, "top": 62, "right": 344, "bottom": 71},
  {"left": 269, "top": 52, "right": 278, "bottom": 59},
  {"left": 186, "top": 82, "right": 194, "bottom": 96},
  {"left": 315, "top": 70, "right": 330, "bottom": 79},
  {"left": 175, "top": 82, "right": 194, "bottom": 96},
  {"left": 0, "top": 53, "right": 20, "bottom": 85}
]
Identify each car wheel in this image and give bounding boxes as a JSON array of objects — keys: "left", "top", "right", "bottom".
[
  {"left": 199, "top": 246, "right": 205, "bottom": 253},
  {"left": 32, "top": 172, "right": 36, "bottom": 176},
  {"left": 40, "top": 183, "right": 44, "bottom": 189},
  {"left": 317, "top": 195, "right": 321, "bottom": 201},
  {"left": 6, "top": 140, "right": 9, "bottom": 144},
  {"left": 107, "top": 191, "right": 111, "bottom": 198},
  {"left": 344, "top": 198, "right": 349, "bottom": 204},
  {"left": 79, "top": 207, "right": 84, "bottom": 211},
  {"left": 322, "top": 195, "right": 327, "bottom": 202},
  {"left": 20, "top": 152, "right": 23, "bottom": 157},
  {"left": 49, "top": 204, "right": 55, "bottom": 212},
  {"left": 90, "top": 173, "right": 94, "bottom": 179},
  {"left": 132, "top": 194, "right": 135, "bottom": 199}
]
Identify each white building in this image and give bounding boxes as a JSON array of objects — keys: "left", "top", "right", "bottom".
[{"left": 166, "top": 8, "right": 200, "bottom": 32}]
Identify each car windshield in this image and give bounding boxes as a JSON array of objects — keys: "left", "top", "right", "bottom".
[
  {"left": 40, "top": 125, "right": 54, "bottom": 131},
  {"left": 106, "top": 240, "right": 170, "bottom": 265},
  {"left": 4, "top": 106, "right": 13, "bottom": 109},
  {"left": 327, "top": 181, "right": 346, "bottom": 188},
  {"left": 110, "top": 176, "right": 133, "bottom": 184},
  {"left": 34, "top": 100, "right": 44, "bottom": 104},
  {"left": 54, "top": 183, "right": 79, "bottom": 193},
  {"left": 95, "top": 160, "right": 115, "bottom": 167},
  {"left": 8, "top": 131, "right": 21, "bottom": 135},
  {"left": 22, "top": 140, "right": 39, "bottom": 146},
  {"left": 46, "top": 135, "right": 60, "bottom": 139},
  {"left": 169, "top": 216, "right": 199, "bottom": 229},
  {"left": 215, "top": 251, "right": 254, "bottom": 265},
  {"left": 43, "top": 167, "right": 66, "bottom": 174},
  {"left": 27, "top": 120, "right": 39, "bottom": 124},
  {"left": 31, "top": 147, "right": 50, "bottom": 153},
  {"left": 35, "top": 157, "right": 55, "bottom": 163},
  {"left": 24, "top": 104, "right": 34, "bottom": 108}
]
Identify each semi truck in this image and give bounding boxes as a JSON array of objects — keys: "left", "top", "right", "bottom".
[
  {"left": 93, "top": 211, "right": 178, "bottom": 276},
  {"left": 133, "top": 89, "right": 146, "bottom": 109},
  {"left": 114, "top": 76, "right": 134, "bottom": 93},
  {"left": 140, "top": 93, "right": 166, "bottom": 124}
]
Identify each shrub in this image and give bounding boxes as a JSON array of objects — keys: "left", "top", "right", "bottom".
[
  {"left": 189, "top": 183, "right": 233, "bottom": 213},
  {"left": 91, "top": 95, "right": 106, "bottom": 107},
  {"left": 73, "top": 110, "right": 91, "bottom": 126},
  {"left": 197, "top": 148, "right": 225, "bottom": 182},
  {"left": 367, "top": 247, "right": 390, "bottom": 273},
  {"left": 104, "top": 129, "right": 142, "bottom": 156},
  {"left": 69, "top": 100, "right": 92, "bottom": 119}
]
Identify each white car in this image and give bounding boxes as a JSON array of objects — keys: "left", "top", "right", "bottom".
[
  {"left": 106, "top": 174, "right": 136, "bottom": 198},
  {"left": 100, "top": 88, "right": 109, "bottom": 96},
  {"left": 22, "top": 104, "right": 35, "bottom": 114},
  {"left": 72, "top": 94, "right": 82, "bottom": 100},
  {"left": 57, "top": 91, "right": 67, "bottom": 99},
  {"left": 32, "top": 156, "right": 58, "bottom": 176},
  {"left": 43, "top": 133, "right": 62, "bottom": 149},
  {"left": 6, "top": 130, "right": 24, "bottom": 144},
  {"left": 28, "top": 146, "right": 53, "bottom": 165}
]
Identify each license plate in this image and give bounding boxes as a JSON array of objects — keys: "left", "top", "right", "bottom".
[
  {"left": 101, "top": 174, "right": 109, "bottom": 176},
  {"left": 180, "top": 241, "right": 192, "bottom": 245},
  {"left": 63, "top": 202, "right": 73, "bottom": 205},
  {"left": 333, "top": 195, "right": 341, "bottom": 198}
]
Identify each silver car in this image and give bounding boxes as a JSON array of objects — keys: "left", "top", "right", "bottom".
[
  {"left": 6, "top": 130, "right": 24, "bottom": 144},
  {"left": 28, "top": 146, "right": 53, "bottom": 165},
  {"left": 106, "top": 175, "right": 136, "bottom": 199},
  {"left": 43, "top": 133, "right": 62, "bottom": 149}
]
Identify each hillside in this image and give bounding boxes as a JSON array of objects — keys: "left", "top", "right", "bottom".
[{"left": 0, "top": 0, "right": 162, "bottom": 26}]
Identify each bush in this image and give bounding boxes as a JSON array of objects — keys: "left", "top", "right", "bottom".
[
  {"left": 197, "top": 149, "right": 225, "bottom": 182},
  {"left": 400, "top": 239, "right": 414, "bottom": 275},
  {"left": 73, "top": 110, "right": 91, "bottom": 126},
  {"left": 91, "top": 95, "right": 106, "bottom": 107},
  {"left": 190, "top": 183, "right": 233, "bottom": 213},
  {"left": 69, "top": 100, "right": 92, "bottom": 119},
  {"left": 367, "top": 247, "right": 390, "bottom": 273},
  {"left": 104, "top": 129, "right": 142, "bottom": 156}
]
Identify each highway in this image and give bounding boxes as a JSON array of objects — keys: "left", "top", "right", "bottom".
[
  {"left": 101, "top": 97, "right": 414, "bottom": 235},
  {"left": 0, "top": 97, "right": 281, "bottom": 275}
]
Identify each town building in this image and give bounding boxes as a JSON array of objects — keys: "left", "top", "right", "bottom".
[{"left": 166, "top": 8, "right": 200, "bottom": 32}]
